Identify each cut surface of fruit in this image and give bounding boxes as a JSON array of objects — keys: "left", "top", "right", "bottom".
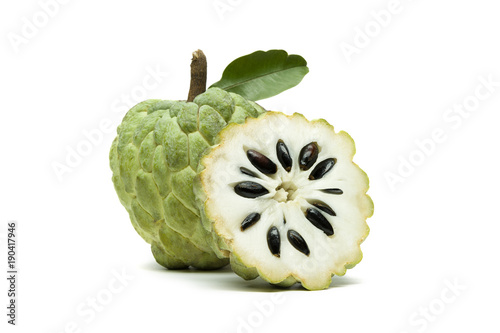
[{"left": 197, "top": 112, "right": 373, "bottom": 290}]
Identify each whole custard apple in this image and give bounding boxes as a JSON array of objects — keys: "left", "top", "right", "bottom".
[{"left": 110, "top": 87, "right": 266, "bottom": 269}]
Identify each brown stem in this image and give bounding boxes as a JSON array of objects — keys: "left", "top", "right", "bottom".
[{"left": 187, "top": 49, "right": 207, "bottom": 102}]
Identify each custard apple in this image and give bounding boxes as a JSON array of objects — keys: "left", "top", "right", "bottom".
[
  {"left": 195, "top": 112, "right": 373, "bottom": 289},
  {"left": 109, "top": 87, "right": 265, "bottom": 269}
]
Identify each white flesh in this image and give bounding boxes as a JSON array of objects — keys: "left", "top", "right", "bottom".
[{"left": 200, "top": 112, "right": 373, "bottom": 290}]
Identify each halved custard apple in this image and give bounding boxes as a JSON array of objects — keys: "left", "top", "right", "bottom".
[{"left": 196, "top": 112, "right": 373, "bottom": 290}]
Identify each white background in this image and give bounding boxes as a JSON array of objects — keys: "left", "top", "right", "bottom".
[{"left": 1, "top": 0, "right": 500, "bottom": 332}]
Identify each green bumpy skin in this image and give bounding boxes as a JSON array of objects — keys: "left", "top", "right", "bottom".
[{"left": 110, "top": 88, "right": 266, "bottom": 269}]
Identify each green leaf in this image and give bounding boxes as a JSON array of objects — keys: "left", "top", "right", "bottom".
[{"left": 210, "top": 50, "right": 309, "bottom": 101}]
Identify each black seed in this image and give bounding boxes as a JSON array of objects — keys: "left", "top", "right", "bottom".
[
  {"left": 309, "top": 158, "right": 336, "bottom": 180},
  {"left": 240, "top": 167, "right": 258, "bottom": 178},
  {"left": 299, "top": 142, "right": 319, "bottom": 171},
  {"left": 276, "top": 140, "right": 292, "bottom": 172},
  {"left": 267, "top": 227, "right": 281, "bottom": 257},
  {"left": 305, "top": 208, "right": 334, "bottom": 236},
  {"left": 322, "top": 188, "right": 343, "bottom": 195},
  {"left": 287, "top": 230, "right": 310, "bottom": 256},
  {"left": 234, "top": 182, "right": 269, "bottom": 198},
  {"left": 247, "top": 150, "right": 277, "bottom": 174},
  {"left": 241, "top": 213, "right": 261, "bottom": 231},
  {"left": 312, "top": 201, "right": 336, "bottom": 216}
]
